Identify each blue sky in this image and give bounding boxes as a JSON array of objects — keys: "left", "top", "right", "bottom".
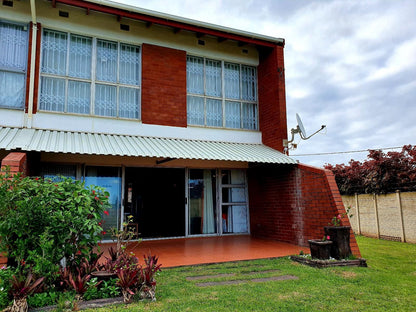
[{"left": 115, "top": 0, "right": 416, "bottom": 168}]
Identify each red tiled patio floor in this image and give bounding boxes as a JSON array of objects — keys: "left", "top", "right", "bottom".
[{"left": 100, "top": 235, "right": 309, "bottom": 267}]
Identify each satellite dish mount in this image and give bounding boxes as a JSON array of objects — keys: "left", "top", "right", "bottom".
[{"left": 283, "top": 113, "right": 326, "bottom": 151}]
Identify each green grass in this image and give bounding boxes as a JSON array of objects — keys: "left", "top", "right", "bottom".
[{"left": 85, "top": 236, "right": 416, "bottom": 312}]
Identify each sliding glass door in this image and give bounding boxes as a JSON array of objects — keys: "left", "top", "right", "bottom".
[
  {"left": 188, "top": 169, "right": 249, "bottom": 236},
  {"left": 221, "top": 170, "right": 249, "bottom": 233}
]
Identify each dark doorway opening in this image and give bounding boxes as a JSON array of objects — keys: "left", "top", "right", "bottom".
[{"left": 124, "top": 168, "right": 185, "bottom": 238}]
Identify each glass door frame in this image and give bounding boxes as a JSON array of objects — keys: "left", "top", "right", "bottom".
[{"left": 185, "top": 168, "right": 250, "bottom": 237}]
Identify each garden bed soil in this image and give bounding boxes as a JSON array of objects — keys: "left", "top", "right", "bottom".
[
  {"left": 290, "top": 256, "right": 367, "bottom": 268},
  {"left": 29, "top": 297, "right": 124, "bottom": 312}
]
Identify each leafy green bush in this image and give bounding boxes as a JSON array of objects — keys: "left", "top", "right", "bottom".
[
  {"left": 83, "top": 277, "right": 121, "bottom": 300},
  {"left": 0, "top": 168, "right": 111, "bottom": 283},
  {"left": 27, "top": 291, "right": 59, "bottom": 308},
  {"left": 0, "top": 266, "right": 15, "bottom": 309}
]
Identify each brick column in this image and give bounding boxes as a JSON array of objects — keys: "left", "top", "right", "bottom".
[
  {"left": 258, "top": 45, "right": 287, "bottom": 152},
  {"left": 1, "top": 152, "right": 28, "bottom": 177},
  {"left": 141, "top": 43, "right": 187, "bottom": 127}
]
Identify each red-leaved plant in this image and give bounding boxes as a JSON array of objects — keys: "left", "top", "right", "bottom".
[
  {"left": 140, "top": 254, "right": 162, "bottom": 301},
  {"left": 116, "top": 263, "right": 141, "bottom": 303},
  {"left": 6, "top": 271, "right": 44, "bottom": 312}
]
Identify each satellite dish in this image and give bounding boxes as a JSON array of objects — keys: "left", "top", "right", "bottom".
[
  {"left": 283, "top": 113, "right": 326, "bottom": 150},
  {"left": 296, "top": 113, "right": 307, "bottom": 138}
]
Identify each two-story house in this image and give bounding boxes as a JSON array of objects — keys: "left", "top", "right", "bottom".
[{"left": 0, "top": 0, "right": 360, "bottom": 260}]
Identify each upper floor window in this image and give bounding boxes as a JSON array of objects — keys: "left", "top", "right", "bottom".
[
  {"left": 39, "top": 29, "right": 141, "bottom": 119},
  {"left": 0, "top": 21, "right": 28, "bottom": 109},
  {"left": 187, "top": 56, "right": 258, "bottom": 130}
]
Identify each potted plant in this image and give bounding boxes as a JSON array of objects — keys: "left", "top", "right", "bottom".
[
  {"left": 308, "top": 235, "right": 332, "bottom": 260},
  {"left": 324, "top": 207, "right": 353, "bottom": 259}
]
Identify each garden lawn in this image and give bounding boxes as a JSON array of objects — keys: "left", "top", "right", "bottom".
[{"left": 84, "top": 236, "right": 416, "bottom": 312}]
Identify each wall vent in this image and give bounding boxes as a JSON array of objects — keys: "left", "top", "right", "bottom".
[
  {"left": 2, "top": 0, "right": 13, "bottom": 7},
  {"left": 198, "top": 39, "right": 205, "bottom": 46},
  {"left": 120, "top": 24, "right": 130, "bottom": 31},
  {"left": 59, "top": 11, "right": 69, "bottom": 18}
]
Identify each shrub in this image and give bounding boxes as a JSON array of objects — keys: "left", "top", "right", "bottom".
[
  {"left": 0, "top": 266, "right": 15, "bottom": 309},
  {"left": 27, "top": 291, "right": 59, "bottom": 308},
  {"left": 0, "top": 168, "right": 111, "bottom": 284}
]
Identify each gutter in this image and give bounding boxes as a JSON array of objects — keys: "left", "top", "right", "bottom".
[
  {"left": 63, "top": 0, "right": 285, "bottom": 46},
  {"left": 26, "top": 0, "right": 37, "bottom": 129}
]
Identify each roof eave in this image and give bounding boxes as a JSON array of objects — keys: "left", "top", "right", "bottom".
[{"left": 52, "top": 0, "right": 285, "bottom": 48}]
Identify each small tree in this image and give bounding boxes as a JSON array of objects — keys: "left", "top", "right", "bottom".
[
  {"left": 325, "top": 145, "right": 416, "bottom": 194},
  {"left": 0, "top": 168, "right": 111, "bottom": 283}
]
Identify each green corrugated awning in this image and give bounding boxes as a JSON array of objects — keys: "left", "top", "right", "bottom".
[{"left": 0, "top": 127, "right": 296, "bottom": 164}]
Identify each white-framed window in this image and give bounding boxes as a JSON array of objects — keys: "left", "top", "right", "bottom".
[
  {"left": 187, "top": 56, "right": 258, "bottom": 130},
  {"left": 39, "top": 29, "right": 141, "bottom": 119},
  {"left": 0, "top": 20, "right": 28, "bottom": 109}
]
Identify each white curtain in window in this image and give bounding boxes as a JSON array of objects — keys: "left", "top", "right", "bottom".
[
  {"left": 0, "top": 22, "right": 27, "bottom": 70},
  {"left": 241, "top": 66, "right": 257, "bottom": 101},
  {"left": 205, "top": 59, "right": 221, "bottom": 97},
  {"left": 67, "top": 80, "right": 90, "bottom": 114},
  {"left": 41, "top": 29, "right": 67, "bottom": 75},
  {"left": 225, "top": 101, "right": 241, "bottom": 128},
  {"left": 95, "top": 84, "right": 117, "bottom": 116},
  {"left": 120, "top": 44, "right": 140, "bottom": 85},
  {"left": 96, "top": 40, "right": 117, "bottom": 83},
  {"left": 0, "top": 72, "right": 25, "bottom": 109},
  {"left": 186, "top": 56, "right": 204, "bottom": 94},
  {"left": 242, "top": 102, "right": 257, "bottom": 130},
  {"left": 69, "top": 34, "right": 92, "bottom": 79},
  {"left": 39, "top": 77, "right": 65, "bottom": 112},
  {"left": 119, "top": 87, "right": 139, "bottom": 119},
  {"left": 202, "top": 170, "right": 215, "bottom": 234},
  {"left": 224, "top": 63, "right": 240, "bottom": 99},
  {"left": 187, "top": 96, "right": 204, "bottom": 125},
  {"left": 206, "top": 99, "right": 222, "bottom": 127},
  {"left": 0, "top": 22, "right": 28, "bottom": 109}
]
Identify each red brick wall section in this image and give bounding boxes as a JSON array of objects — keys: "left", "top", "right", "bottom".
[
  {"left": 248, "top": 163, "right": 361, "bottom": 257},
  {"left": 0, "top": 152, "right": 28, "bottom": 266},
  {"left": 32, "top": 23, "right": 42, "bottom": 114},
  {"left": 248, "top": 165, "right": 302, "bottom": 244},
  {"left": 24, "top": 22, "right": 33, "bottom": 113},
  {"left": 141, "top": 43, "right": 187, "bottom": 127},
  {"left": 1, "top": 152, "right": 28, "bottom": 177},
  {"left": 323, "top": 167, "right": 361, "bottom": 257},
  {"left": 258, "top": 46, "right": 287, "bottom": 153}
]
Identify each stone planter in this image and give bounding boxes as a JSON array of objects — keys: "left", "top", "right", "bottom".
[
  {"left": 324, "top": 226, "right": 352, "bottom": 259},
  {"left": 308, "top": 239, "right": 333, "bottom": 260}
]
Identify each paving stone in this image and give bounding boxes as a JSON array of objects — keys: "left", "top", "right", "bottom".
[
  {"left": 195, "top": 274, "right": 298, "bottom": 287},
  {"left": 186, "top": 273, "right": 235, "bottom": 281}
]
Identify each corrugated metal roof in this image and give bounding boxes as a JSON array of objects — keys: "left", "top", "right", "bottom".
[{"left": 0, "top": 127, "right": 296, "bottom": 164}]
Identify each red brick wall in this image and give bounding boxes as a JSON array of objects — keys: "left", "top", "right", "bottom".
[
  {"left": 248, "top": 163, "right": 361, "bottom": 257},
  {"left": 0, "top": 152, "right": 29, "bottom": 266},
  {"left": 1, "top": 152, "right": 28, "bottom": 177},
  {"left": 141, "top": 43, "right": 187, "bottom": 127},
  {"left": 258, "top": 46, "right": 287, "bottom": 153}
]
